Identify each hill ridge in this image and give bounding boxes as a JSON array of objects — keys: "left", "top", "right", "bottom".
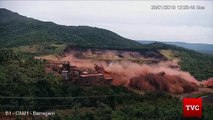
[{"left": 0, "top": 8, "right": 142, "bottom": 49}]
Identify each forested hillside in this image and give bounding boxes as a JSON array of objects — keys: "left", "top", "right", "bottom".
[
  {"left": 138, "top": 40, "right": 213, "bottom": 55},
  {"left": 0, "top": 8, "right": 142, "bottom": 49}
]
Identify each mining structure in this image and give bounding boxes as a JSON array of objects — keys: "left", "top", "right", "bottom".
[{"left": 46, "top": 60, "right": 113, "bottom": 86}]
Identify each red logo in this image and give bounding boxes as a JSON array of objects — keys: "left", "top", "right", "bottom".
[{"left": 183, "top": 98, "right": 202, "bottom": 118}]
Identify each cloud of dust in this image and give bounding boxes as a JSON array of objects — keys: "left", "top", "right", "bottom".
[{"left": 62, "top": 50, "right": 201, "bottom": 93}]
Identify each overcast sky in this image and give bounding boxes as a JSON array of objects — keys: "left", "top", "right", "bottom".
[{"left": 0, "top": 1, "right": 213, "bottom": 44}]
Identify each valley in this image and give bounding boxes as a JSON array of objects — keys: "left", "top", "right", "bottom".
[{"left": 0, "top": 8, "right": 213, "bottom": 120}]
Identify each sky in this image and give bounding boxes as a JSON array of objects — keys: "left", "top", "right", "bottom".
[{"left": 0, "top": 1, "right": 213, "bottom": 44}]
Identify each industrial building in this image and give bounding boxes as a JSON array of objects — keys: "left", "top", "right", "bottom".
[{"left": 46, "top": 60, "right": 113, "bottom": 85}]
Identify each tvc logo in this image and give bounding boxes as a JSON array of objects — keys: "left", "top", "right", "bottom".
[{"left": 183, "top": 98, "right": 202, "bottom": 118}]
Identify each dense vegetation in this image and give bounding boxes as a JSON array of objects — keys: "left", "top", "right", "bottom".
[
  {"left": 176, "top": 50, "right": 213, "bottom": 80},
  {"left": 0, "top": 8, "right": 142, "bottom": 49}
]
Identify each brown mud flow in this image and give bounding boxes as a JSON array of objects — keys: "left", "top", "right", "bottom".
[{"left": 36, "top": 49, "right": 212, "bottom": 94}]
